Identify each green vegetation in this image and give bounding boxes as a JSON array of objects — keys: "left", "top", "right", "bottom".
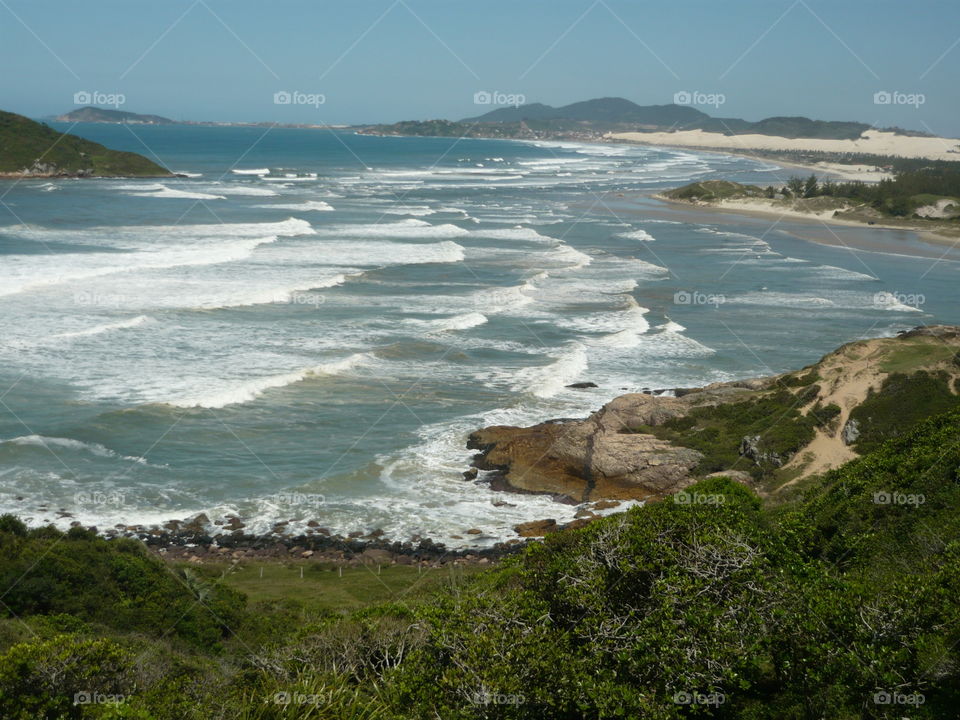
[
  {"left": 0, "top": 110, "right": 170, "bottom": 177},
  {"left": 694, "top": 115, "right": 871, "bottom": 140},
  {"left": 0, "top": 521, "right": 244, "bottom": 649},
  {"left": 847, "top": 370, "right": 960, "bottom": 453},
  {"left": 791, "top": 170, "right": 960, "bottom": 218},
  {"left": 662, "top": 179, "right": 766, "bottom": 202},
  {"left": 207, "top": 560, "right": 485, "bottom": 613},
  {"left": 632, "top": 386, "right": 836, "bottom": 480},
  {"left": 55, "top": 107, "right": 175, "bottom": 125},
  {"left": 463, "top": 97, "right": 709, "bottom": 126},
  {"left": 666, "top": 166, "right": 960, "bottom": 223},
  {"left": 879, "top": 339, "right": 960, "bottom": 374}
]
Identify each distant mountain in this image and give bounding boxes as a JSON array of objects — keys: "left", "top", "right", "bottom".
[
  {"left": 463, "top": 97, "right": 710, "bottom": 126},
  {"left": 694, "top": 115, "right": 871, "bottom": 140},
  {"left": 362, "top": 96, "right": 884, "bottom": 142},
  {"left": 55, "top": 106, "right": 176, "bottom": 124},
  {"left": 0, "top": 110, "right": 172, "bottom": 177}
]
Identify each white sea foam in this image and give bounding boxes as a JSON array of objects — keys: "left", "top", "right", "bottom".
[
  {"left": 563, "top": 297, "right": 651, "bottom": 346},
  {"left": 657, "top": 320, "right": 686, "bottom": 333},
  {"left": 617, "top": 229, "right": 656, "bottom": 242},
  {"left": 544, "top": 244, "right": 592, "bottom": 269},
  {"left": 514, "top": 343, "right": 589, "bottom": 398},
  {"left": 216, "top": 185, "right": 278, "bottom": 197},
  {"left": 127, "top": 184, "right": 225, "bottom": 200},
  {"left": 231, "top": 168, "right": 270, "bottom": 175},
  {"left": 473, "top": 277, "right": 540, "bottom": 314},
  {"left": 53, "top": 315, "right": 149, "bottom": 339},
  {"left": 419, "top": 312, "right": 489, "bottom": 332},
  {"left": 879, "top": 298, "right": 924, "bottom": 313},
  {"left": 4, "top": 217, "right": 315, "bottom": 245},
  {"left": 315, "top": 218, "right": 468, "bottom": 239},
  {"left": 470, "top": 226, "right": 556, "bottom": 243},
  {"left": 1, "top": 435, "right": 149, "bottom": 464},
  {"left": 0, "top": 235, "right": 285, "bottom": 297},
  {"left": 380, "top": 205, "right": 436, "bottom": 216},
  {"left": 193, "top": 275, "right": 347, "bottom": 310},
  {"left": 166, "top": 353, "right": 370, "bottom": 408},
  {"left": 252, "top": 200, "right": 335, "bottom": 212}
]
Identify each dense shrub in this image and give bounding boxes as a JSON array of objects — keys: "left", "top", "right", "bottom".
[
  {"left": 0, "top": 527, "right": 245, "bottom": 649},
  {"left": 846, "top": 370, "right": 960, "bottom": 453}
]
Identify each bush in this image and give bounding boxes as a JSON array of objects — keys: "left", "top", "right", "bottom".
[
  {"left": 0, "top": 528, "right": 245, "bottom": 649},
  {"left": 848, "top": 370, "right": 960, "bottom": 452}
]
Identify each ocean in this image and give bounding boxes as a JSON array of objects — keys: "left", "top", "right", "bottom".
[{"left": 1, "top": 124, "right": 956, "bottom": 545}]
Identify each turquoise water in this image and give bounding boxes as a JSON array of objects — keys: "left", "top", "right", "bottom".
[{"left": 1, "top": 124, "right": 956, "bottom": 544}]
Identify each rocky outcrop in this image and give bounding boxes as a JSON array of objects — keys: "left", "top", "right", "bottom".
[
  {"left": 466, "top": 382, "right": 770, "bottom": 504},
  {"left": 513, "top": 519, "right": 558, "bottom": 537},
  {"left": 468, "top": 326, "right": 960, "bottom": 508},
  {"left": 738, "top": 435, "right": 785, "bottom": 468},
  {"left": 468, "top": 409, "right": 704, "bottom": 504},
  {"left": 841, "top": 418, "right": 861, "bottom": 446}
]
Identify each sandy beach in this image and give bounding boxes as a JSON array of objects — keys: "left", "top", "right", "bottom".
[
  {"left": 608, "top": 128, "right": 960, "bottom": 163},
  {"left": 650, "top": 192, "right": 960, "bottom": 258}
]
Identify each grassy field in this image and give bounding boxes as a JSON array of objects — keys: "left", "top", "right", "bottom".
[
  {"left": 193, "top": 560, "right": 488, "bottom": 612},
  {"left": 879, "top": 338, "right": 960, "bottom": 373}
]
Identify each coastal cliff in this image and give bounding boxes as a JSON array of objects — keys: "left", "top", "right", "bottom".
[{"left": 467, "top": 326, "right": 960, "bottom": 510}]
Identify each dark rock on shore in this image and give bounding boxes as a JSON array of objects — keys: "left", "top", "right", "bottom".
[{"left": 142, "top": 527, "right": 525, "bottom": 567}]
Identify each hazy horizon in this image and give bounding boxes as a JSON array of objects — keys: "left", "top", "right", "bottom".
[{"left": 2, "top": 0, "right": 959, "bottom": 135}]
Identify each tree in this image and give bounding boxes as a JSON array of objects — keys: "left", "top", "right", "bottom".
[{"left": 803, "top": 174, "right": 819, "bottom": 198}]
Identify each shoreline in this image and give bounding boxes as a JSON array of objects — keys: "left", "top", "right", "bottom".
[
  {"left": 650, "top": 192, "right": 960, "bottom": 255},
  {"left": 610, "top": 141, "right": 896, "bottom": 182}
]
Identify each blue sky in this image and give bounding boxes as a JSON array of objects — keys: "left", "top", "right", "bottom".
[{"left": 2, "top": 0, "right": 958, "bottom": 135}]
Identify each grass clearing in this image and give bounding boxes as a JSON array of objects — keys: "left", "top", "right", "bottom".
[{"left": 193, "top": 561, "right": 487, "bottom": 613}]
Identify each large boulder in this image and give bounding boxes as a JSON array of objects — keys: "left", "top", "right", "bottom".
[{"left": 468, "top": 411, "right": 702, "bottom": 503}]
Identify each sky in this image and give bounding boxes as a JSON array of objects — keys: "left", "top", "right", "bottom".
[{"left": 1, "top": 0, "right": 958, "bottom": 136}]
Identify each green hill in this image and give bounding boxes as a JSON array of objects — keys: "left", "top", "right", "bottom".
[
  {"left": 463, "top": 96, "right": 710, "bottom": 126},
  {"left": 55, "top": 106, "right": 175, "bottom": 124},
  {"left": 364, "top": 96, "right": 910, "bottom": 141},
  {"left": 0, "top": 109, "right": 171, "bottom": 177}
]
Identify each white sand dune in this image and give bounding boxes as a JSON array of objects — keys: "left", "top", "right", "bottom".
[{"left": 609, "top": 129, "right": 960, "bottom": 162}]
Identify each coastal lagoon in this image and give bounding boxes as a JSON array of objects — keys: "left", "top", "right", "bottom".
[{"left": 1, "top": 125, "right": 956, "bottom": 544}]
